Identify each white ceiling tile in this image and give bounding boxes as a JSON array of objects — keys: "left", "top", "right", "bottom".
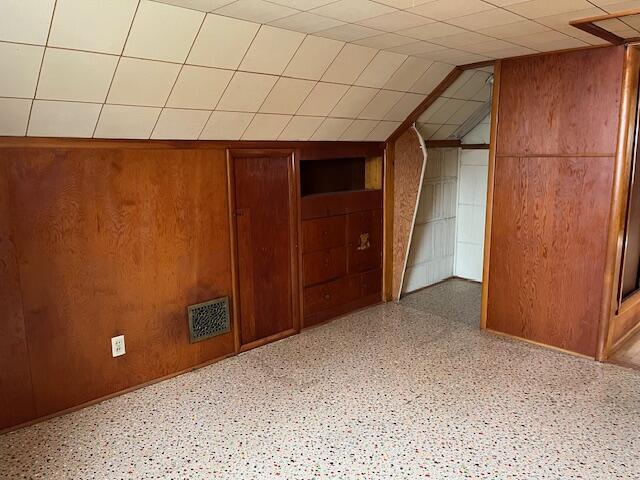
[
  {"left": 0, "top": 42, "right": 43, "bottom": 98},
  {"left": 269, "top": 12, "right": 345, "bottom": 34},
  {"left": 0, "top": 0, "right": 55, "bottom": 45},
  {"left": 37, "top": 49, "right": 118, "bottom": 103},
  {"left": 311, "top": 0, "right": 394, "bottom": 22},
  {"left": 94, "top": 105, "right": 161, "bottom": 139},
  {"left": 358, "top": 89, "right": 403, "bottom": 119},
  {"left": 505, "top": 0, "right": 594, "bottom": 18},
  {"left": 354, "top": 33, "right": 416, "bottom": 49},
  {"left": 408, "top": 0, "right": 495, "bottom": 20},
  {"left": 278, "top": 115, "right": 324, "bottom": 140},
  {"left": 297, "top": 82, "right": 349, "bottom": 116},
  {"left": 411, "top": 62, "right": 455, "bottom": 94},
  {"left": 330, "top": 86, "right": 379, "bottom": 118},
  {"left": 418, "top": 96, "right": 447, "bottom": 122},
  {"left": 260, "top": 77, "right": 316, "bottom": 114},
  {"left": 448, "top": 8, "right": 523, "bottom": 30},
  {"left": 283, "top": 36, "right": 344, "bottom": 80},
  {"left": 268, "top": 0, "right": 337, "bottom": 8},
  {"left": 239, "top": 26, "right": 305, "bottom": 75},
  {"left": 384, "top": 92, "right": 424, "bottom": 121},
  {"left": 28, "top": 100, "right": 101, "bottom": 137},
  {"left": 107, "top": 57, "right": 181, "bottom": 107},
  {"left": 355, "top": 51, "right": 407, "bottom": 88},
  {"left": 216, "top": 71, "right": 278, "bottom": 112},
  {"left": 242, "top": 113, "right": 291, "bottom": 139},
  {"left": 384, "top": 57, "right": 433, "bottom": 91},
  {"left": 430, "top": 123, "right": 458, "bottom": 140},
  {"left": 366, "top": 120, "right": 399, "bottom": 140},
  {"left": 387, "top": 41, "right": 447, "bottom": 56},
  {"left": 154, "top": 0, "right": 235, "bottom": 11},
  {"left": 0, "top": 98, "right": 31, "bottom": 136},
  {"left": 311, "top": 117, "right": 353, "bottom": 140},
  {"left": 124, "top": 1, "right": 204, "bottom": 63},
  {"left": 48, "top": 0, "right": 138, "bottom": 54},
  {"left": 399, "top": 22, "right": 465, "bottom": 41},
  {"left": 427, "top": 97, "right": 467, "bottom": 124},
  {"left": 359, "top": 11, "right": 434, "bottom": 32},
  {"left": 340, "top": 119, "right": 378, "bottom": 140},
  {"left": 322, "top": 44, "right": 378, "bottom": 84},
  {"left": 200, "top": 110, "right": 254, "bottom": 139},
  {"left": 315, "top": 24, "right": 383, "bottom": 42},
  {"left": 152, "top": 108, "right": 211, "bottom": 139},
  {"left": 374, "top": 0, "right": 432, "bottom": 7},
  {"left": 167, "top": 66, "right": 233, "bottom": 109},
  {"left": 188, "top": 14, "right": 259, "bottom": 69},
  {"left": 478, "top": 20, "right": 550, "bottom": 39},
  {"left": 214, "top": 0, "right": 299, "bottom": 23}
]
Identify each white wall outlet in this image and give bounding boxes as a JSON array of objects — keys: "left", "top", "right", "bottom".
[{"left": 111, "top": 335, "right": 126, "bottom": 357}]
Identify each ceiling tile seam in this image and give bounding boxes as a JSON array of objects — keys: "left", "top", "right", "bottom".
[
  {"left": 250, "top": 29, "right": 310, "bottom": 116},
  {"left": 92, "top": 0, "right": 143, "bottom": 139},
  {"left": 196, "top": 20, "right": 265, "bottom": 140},
  {"left": 26, "top": 0, "right": 59, "bottom": 137},
  {"left": 353, "top": 50, "right": 408, "bottom": 89},
  {"left": 149, "top": 11, "right": 210, "bottom": 140},
  {"left": 339, "top": 118, "right": 377, "bottom": 141}
]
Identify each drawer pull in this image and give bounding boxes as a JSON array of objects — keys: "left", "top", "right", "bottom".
[{"left": 324, "top": 293, "right": 331, "bottom": 300}]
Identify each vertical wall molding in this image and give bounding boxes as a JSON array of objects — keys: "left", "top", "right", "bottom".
[{"left": 480, "top": 60, "right": 501, "bottom": 330}]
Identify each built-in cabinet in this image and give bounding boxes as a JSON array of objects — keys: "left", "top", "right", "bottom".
[{"left": 299, "top": 157, "right": 384, "bottom": 327}]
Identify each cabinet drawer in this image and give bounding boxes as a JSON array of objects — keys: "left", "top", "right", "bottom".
[
  {"left": 303, "top": 247, "right": 347, "bottom": 287},
  {"left": 302, "top": 216, "right": 346, "bottom": 253},
  {"left": 303, "top": 277, "right": 359, "bottom": 316},
  {"left": 359, "top": 269, "right": 382, "bottom": 297},
  {"left": 347, "top": 209, "right": 383, "bottom": 274}
]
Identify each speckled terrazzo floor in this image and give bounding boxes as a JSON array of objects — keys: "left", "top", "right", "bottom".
[{"left": 2, "top": 281, "right": 640, "bottom": 479}]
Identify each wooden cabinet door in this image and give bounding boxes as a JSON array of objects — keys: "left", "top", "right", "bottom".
[
  {"left": 234, "top": 154, "right": 296, "bottom": 347},
  {"left": 347, "top": 209, "right": 383, "bottom": 274}
]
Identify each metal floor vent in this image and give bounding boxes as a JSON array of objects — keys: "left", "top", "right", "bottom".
[{"left": 187, "top": 297, "right": 231, "bottom": 343}]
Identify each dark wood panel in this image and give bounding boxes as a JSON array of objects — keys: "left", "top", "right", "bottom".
[
  {"left": 234, "top": 155, "right": 294, "bottom": 345},
  {"left": 0, "top": 160, "right": 36, "bottom": 430},
  {"left": 5, "top": 148, "right": 235, "bottom": 418},
  {"left": 302, "top": 216, "right": 346, "bottom": 253},
  {"left": 303, "top": 247, "right": 347, "bottom": 287},
  {"left": 347, "top": 209, "right": 383, "bottom": 274},
  {"left": 304, "top": 293, "right": 381, "bottom": 328},
  {"left": 303, "top": 276, "right": 360, "bottom": 316},
  {"left": 487, "top": 156, "right": 614, "bottom": 357},
  {"left": 301, "top": 189, "right": 383, "bottom": 220},
  {"left": 497, "top": 46, "right": 624, "bottom": 156}
]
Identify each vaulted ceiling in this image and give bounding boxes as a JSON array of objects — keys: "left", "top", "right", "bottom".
[{"left": 0, "top": 0, "right": 633, "bottom": 141}]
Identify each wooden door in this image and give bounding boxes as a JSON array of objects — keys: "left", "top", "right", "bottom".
[{"left": 233, "top": 153, "right": 297, "bottom": 348}]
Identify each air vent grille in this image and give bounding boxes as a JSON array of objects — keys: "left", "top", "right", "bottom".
[{"left": 187, "top": 297, "right": 231, "bottom": 343}]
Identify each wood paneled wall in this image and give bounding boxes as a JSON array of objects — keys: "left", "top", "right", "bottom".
[
  {"left": 486, "top": 46, "right": 624, "bottom": 357},
  {"left": 0, "top": 139, "right": 384, "bottom": 431},
  {"left": 0, "top": 147, "right": 236, "bottom": 428}
]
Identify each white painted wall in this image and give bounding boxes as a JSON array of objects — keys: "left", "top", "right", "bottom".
[
  {"left": 402, "top": 148, "right": 457, "bottom": 293},
  {"left": 454, "top": 116, "right": 490, "bottom": 282}
]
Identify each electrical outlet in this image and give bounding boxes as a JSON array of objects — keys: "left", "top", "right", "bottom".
[{"left": 111, "top": 335, "right": 126, "bottom": 357}]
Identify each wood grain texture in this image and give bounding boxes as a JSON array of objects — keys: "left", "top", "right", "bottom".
[
  {"left": 2, "top": 147, "right": 235, "bottom": 419},
  {"left": 347, "top": 209, "right": 383, "bottom": 274},
  {"left": 497, "top": 46, "right": 624, "bottom": 157},
  {"left": 234, "top": 155, "right": 294, "bottom": 345},
  {"left": 487, "top": 156, "right": 614, "bottom": 357},
  {"left": 392, "top": 128, "right": 425, "bottom": 300},
  {"left": 0, "top": 160, "right": 36, "bottom": 430},
  {"left": 300, "top": 190, "right": 383, "bottom": 220}
]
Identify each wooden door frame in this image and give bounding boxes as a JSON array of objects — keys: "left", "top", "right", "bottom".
[
  {"left": 226, "top": 149, "right": 301, "bottom": 353},
  {"left": 480, "top": 60, "right": 502, "bottom": 330}
]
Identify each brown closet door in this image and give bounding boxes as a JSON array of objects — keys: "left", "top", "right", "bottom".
[{"left": 234, "top": 155, "right": 294, "bottom": 346}]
